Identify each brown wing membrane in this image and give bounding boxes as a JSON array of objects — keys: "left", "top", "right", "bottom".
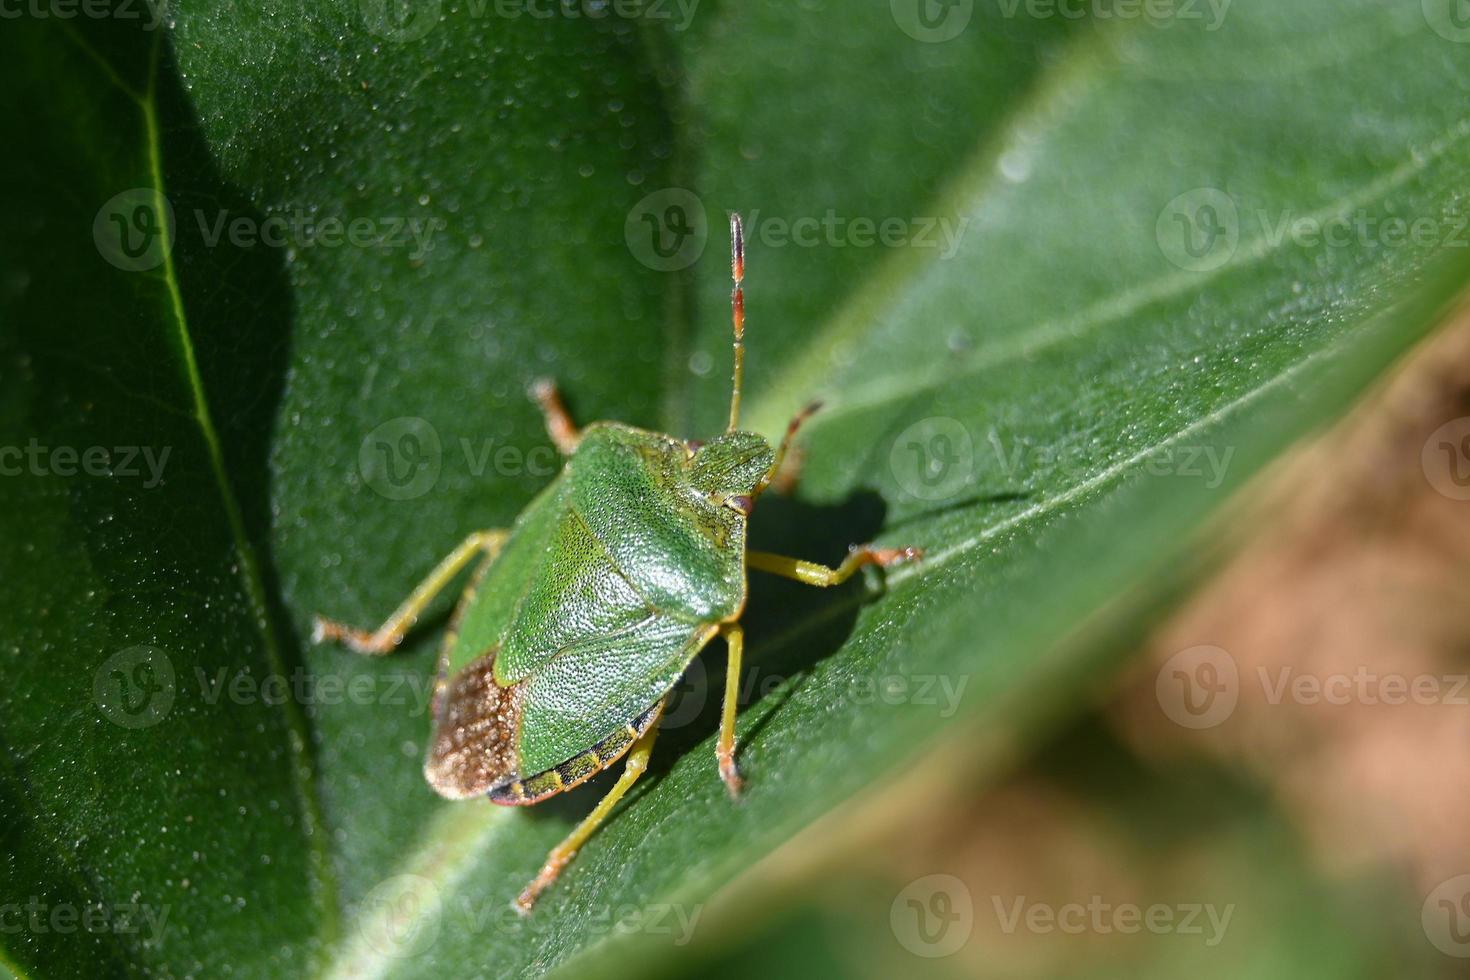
[{"left": 424, "top": 647, "right": 526, "bottom": 800}]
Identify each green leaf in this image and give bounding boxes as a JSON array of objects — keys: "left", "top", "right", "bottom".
[
  {"left": 2, "top": 1, "right": 1468, "bottom": 978},
  {"left": 0, "top": 19, "right": 336, "bottom": 980}
]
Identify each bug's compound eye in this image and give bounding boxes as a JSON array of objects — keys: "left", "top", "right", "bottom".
[{"left": 685, "top": 439, "right": 704, "bottom": 457}]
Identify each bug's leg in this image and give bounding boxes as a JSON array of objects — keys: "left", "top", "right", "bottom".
[
  {"left": 515, "top": 716, "right": 662, "bottom": 914},
  {"left": 312, "top": 529, "right": 507, "bottom": 655},
  {"left": 746, "top": 544, "right": 923, "bottom": 587},
  {"left": 715, "top": 622, "right": 745, "bottom": 798},
  {"left": 530, "top": 378, "right": 580, "bottom": 456},
  {"left": 755, "top": 401, "right": 822, "bottom": 498},
  {"left": 766, "top": 445, "right": 806, "bottom": 496}
]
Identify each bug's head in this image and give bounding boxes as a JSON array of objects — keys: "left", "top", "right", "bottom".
[{"left": 686, "top": 431, "right": 774, "bottom": 514}]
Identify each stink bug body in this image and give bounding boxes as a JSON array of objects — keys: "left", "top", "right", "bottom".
[{"left": 314, "top": 215, "right": 921, "bottom": 911}]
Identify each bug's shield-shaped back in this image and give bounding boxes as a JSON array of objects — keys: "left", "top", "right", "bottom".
[
  {"left": 425, "top": 424, "right": 770, "bottom": 795},
  {"left": 515, "top": 617, "right": 716, "bottom": 775}
]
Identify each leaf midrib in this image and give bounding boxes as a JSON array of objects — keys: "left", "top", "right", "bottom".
[{"left": 56, "top": 19, "right": 342, "bottom": 962}]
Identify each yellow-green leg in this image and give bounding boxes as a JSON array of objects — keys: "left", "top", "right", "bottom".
[
  {"left": 746, "top": 544, "right": 922, "bottom": 588},
  {"left": 312, "top": 529, "right": 507, "bottom": 655},
  {"left": 716, "top": 622, "right": 745, "bottom": 798},
  {"left": 515, "top": 717, "right": 661, "bottom": 914}
]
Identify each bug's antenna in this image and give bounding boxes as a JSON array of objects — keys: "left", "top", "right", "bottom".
[{"left": 727, "top": 212, "right": 745, "bottom": 432}]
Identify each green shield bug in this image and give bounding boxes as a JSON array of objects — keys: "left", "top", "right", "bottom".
[{"left": 313, "top": 214, "right": 922, "bottom": 912}]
